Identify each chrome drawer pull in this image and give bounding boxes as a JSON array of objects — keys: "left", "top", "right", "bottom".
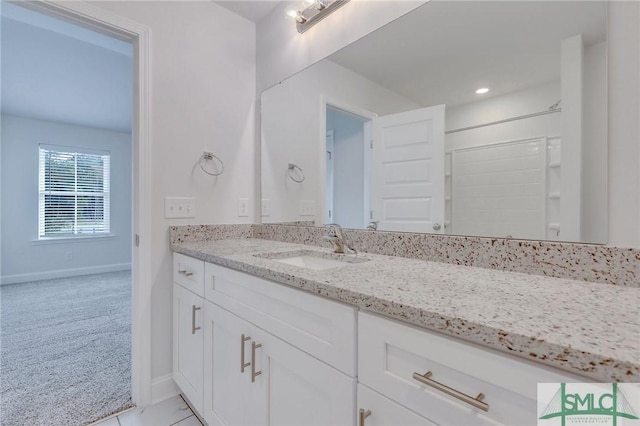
[
  {"left": 191, "top": 305, "right": 201, "bottom": 334},
  {"left": 178, "top": 269, "right": 194, "bottom": 277},
  {"left": 251, "top": 341, "right": 262, "bottom": 383},
  {"left": 240, "top": 334, "right": 251, "bottom": 373},
  {"left": 412, "top": 371, "right": 489, "bottom": 412},
  {"left": 359, "top": 409, "right": 371, "bottom": 426}
]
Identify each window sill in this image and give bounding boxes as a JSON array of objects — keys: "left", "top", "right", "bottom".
[{"left": 32, "top": 234, "right": 117, "bottom": 245}]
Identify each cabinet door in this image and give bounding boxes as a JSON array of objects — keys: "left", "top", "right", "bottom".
[
  {"left": 203, "top": 302, "right": 266, "bottom": 426},
  {"left": 357, "top": 384, "right": 436, "bottom": 426},
  {"left": 263, "top": 330, "right": 356, "bottom": 426},
  {"left": 204, "top": 301, "right": 355, "bottom": 426},
  {"left": 173, "top": 283, "right": 204, "bottom": 414}
]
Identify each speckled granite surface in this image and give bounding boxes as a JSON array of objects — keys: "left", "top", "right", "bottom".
[
  {"left": 171, "top": 238, "right": 640, "bottom": 383},
  {"left": 169, "top": 224, "right": 253, "bottom": 245},
  {"left": 254, "top": 224, "right": 640, "bottom": 287}
]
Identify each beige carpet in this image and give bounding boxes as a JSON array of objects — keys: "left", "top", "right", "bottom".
[{"left": 0, "top": 271, "right": 133, "bottom": 426}]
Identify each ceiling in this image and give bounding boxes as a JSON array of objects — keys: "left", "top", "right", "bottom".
[
  {"left": 1, "top": 3, "right": 133, "bottom": 133},
  {"left": 329, "top": 1, "right": 607, "bottom": 109},
  {"left": 214, "top": 1, "right": 281, "bottom": 23}
]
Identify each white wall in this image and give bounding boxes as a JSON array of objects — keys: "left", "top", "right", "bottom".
[
  {"left": 0, "top": 115, "right": 132, "bottom": 283},
  {"left": 93, "top": 0, "right": 256, "bottom": 387},
  {"left": 257, "top": 1, "right": 640, "bottom": 248},
  {"left": 261, "top": 59, "right": 419, "bottom": 224}
]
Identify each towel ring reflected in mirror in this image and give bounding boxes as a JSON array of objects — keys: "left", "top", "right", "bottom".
[
  {"left": 288, "top": 163, "right": 305, "bottom": 183},
  {"left": 199, "top": 152, "right": 224, "bottom": 176}
]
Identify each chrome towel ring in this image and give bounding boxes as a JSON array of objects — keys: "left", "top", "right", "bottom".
[
  {"left": 199, "top": 152, "right": 224, "bottom": 176},
  {"left": 288, "top": 163, "right": 305, "bottom": 183}
]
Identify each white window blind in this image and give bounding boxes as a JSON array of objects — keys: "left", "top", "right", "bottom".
[{"left": 38, "top": 145, "right": 110, "bottom": 238}]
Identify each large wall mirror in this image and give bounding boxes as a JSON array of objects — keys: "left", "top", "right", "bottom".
[{"left": 261, "top": 1, "right": 607, "bottom": 244}]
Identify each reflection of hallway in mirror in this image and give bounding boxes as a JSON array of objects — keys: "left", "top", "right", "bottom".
[{"left": 326, "top": 106, "right": 370, "bottom": 229}]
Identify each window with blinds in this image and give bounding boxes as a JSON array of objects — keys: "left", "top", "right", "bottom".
[{"left": 38, "top": 145, "right": 110, "bottom": 238}]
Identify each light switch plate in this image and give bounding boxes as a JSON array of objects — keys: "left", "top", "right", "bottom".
[
  {"left": 261, "top": 199, "right": 271, "bottom": 217},
  {"left": 238, "top": 198, "right": 249, "bottom": 217},
  {"left": 165, "top": 197, "right": 195, "bottom": 219},
  {"left": 299, "top": 200, "right": 315, "bottom": 216}
]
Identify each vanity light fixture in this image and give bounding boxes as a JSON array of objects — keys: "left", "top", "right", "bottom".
[
  {"left": 475, "top": 87, "right": 490, "bottom": 94},
  {"left": 285, "top": 0, "right": 350, "bottom": 33}
]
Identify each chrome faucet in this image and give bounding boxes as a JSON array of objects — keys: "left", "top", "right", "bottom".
[{"left": 323, "top": 223, "right": 356, "bottom": 254}]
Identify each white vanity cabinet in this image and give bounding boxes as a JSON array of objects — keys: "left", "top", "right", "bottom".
[
  {"left": 173, "top": 252, "right": 592, "bottom": 426},
  {"left": 172, "top": 254, "right": 205, "bottom": 415}
]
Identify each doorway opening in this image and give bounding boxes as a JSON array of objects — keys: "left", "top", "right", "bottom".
[
  {"left": 324, "top": 104, "right": 374, "bottom": 229},
  {"left": 0, "top": 2, "right": 143, "bottom": 424}
]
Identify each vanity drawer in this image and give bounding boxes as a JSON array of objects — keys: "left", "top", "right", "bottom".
[
  {"left": 205, "top": 262, "right": 357, "bottom": 376},
  {"left": 358, "top": 312, "right": 588, "bottom": 426},
  {"left": 173, "top": 253, "right": 205, "bottom": 297}
]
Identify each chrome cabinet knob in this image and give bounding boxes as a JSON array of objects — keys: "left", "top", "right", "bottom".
[{"left": 432, "top": 223, "right": 441, "bottom": 231}]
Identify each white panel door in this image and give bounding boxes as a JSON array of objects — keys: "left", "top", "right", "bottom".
[
  {"left": 372, "top": 105, "right": 445, "bottom": 233},
  {"left": 266, "top": 329, "right": 356, "bottom": 426},
  {"left": 173, "top": 283, "right": 204, "bottom": 415},
  {"left": 204, "top": 302, "right": 266, "bottom": 426}
]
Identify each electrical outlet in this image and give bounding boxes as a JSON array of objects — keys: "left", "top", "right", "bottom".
[
  {"left": 238, "top": 198, "right": 249, "bottom": 217},
  {"left": 165, "top": 197, "right": 196, "bottom": 219},
  {"left": 299, "top": 200, "right": 315, "bottom": 216},
  {"left": 261, "top": 199, "right": 270, "bottom": 217},
  {"left": 64, "top": 251, "right": 73, "bottom": 261}
]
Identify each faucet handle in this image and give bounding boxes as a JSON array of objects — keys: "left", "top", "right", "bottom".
[
  {"left": 323, "top": 235, "right": 344, "bottom": 253},
  {"left": 324, "top": 223, "right": 341, "bottom": 236},
  {"left": 323, "top": 223, "right": 354, "bottom": 253}
]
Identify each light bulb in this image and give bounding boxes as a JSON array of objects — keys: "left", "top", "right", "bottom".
[
  {"left": 284, "top": 5, "right": 306, "bottom": 23},
  {"left": 475, "top": 87, "right": 490, "bottom": 94},
  {"left": 303, "top": 0, "right": 325, "bottom": 9}
]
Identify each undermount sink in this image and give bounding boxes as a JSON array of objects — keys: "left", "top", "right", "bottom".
[{"left": 256, "top": 250, "right": 367, "bottom": 271}]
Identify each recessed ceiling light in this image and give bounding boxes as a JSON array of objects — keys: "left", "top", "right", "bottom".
[{"left": 476, "top": 88, "right": 490, "bottom": 94}]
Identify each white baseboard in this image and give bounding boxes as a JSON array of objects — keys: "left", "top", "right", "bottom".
[
  {"left": 151, "top": 374, "right": 180, "bottom": 406},
  {"left": 1, "top": 263, "right": 132, "bottom": 285}
]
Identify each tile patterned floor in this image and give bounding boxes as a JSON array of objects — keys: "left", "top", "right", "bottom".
[{"left": 92, "top": 395, "right": 202, "bottom": 426}]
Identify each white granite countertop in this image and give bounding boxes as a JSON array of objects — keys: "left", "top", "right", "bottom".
[{"left": 171, "top": 238, "right": 640, "bottom": 383}]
